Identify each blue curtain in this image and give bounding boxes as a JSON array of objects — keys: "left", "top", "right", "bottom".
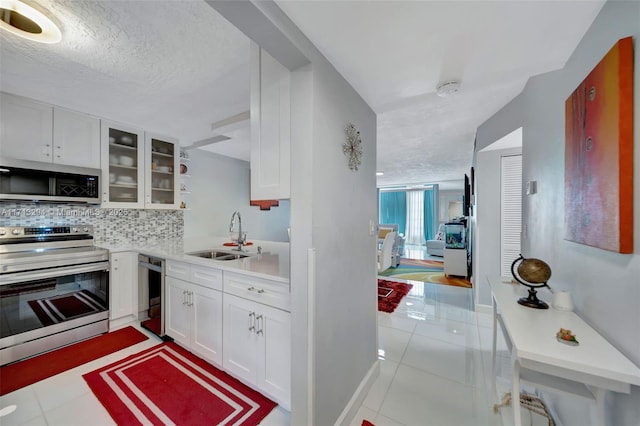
[
  {"left": 423, "top": 189, "right": 435, "bottom": 240},
  {"left": 379, "top": 191, "right": 406, "bottom": 236}
]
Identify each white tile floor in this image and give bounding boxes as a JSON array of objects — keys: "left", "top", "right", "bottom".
[
  {"left": 0, "top": 326, "right": 290, "bottom": 426},
  {"left": 1, "top": 247, "right": 544, "bottom": 426},
  {"left": 348, "top": 277, "right": 510, "bottom": 426}
]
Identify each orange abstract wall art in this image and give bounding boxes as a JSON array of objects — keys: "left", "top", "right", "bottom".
[{"left": 565, "top": 37, "right": 634, "bottom": 253}]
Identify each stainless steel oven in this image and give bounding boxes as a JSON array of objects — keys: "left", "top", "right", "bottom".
[{"left": 0, "top": 225, "right": 109, "bottom": 365}]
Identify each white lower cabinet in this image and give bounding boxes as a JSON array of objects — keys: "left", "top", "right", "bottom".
[
  {"left": 166, "top": 276, "right": 223, "bottom": 366},
  {"left": 223, "top": 293, "right": 291, "bottom": 410},
  {"left": 109, "top": 251, "right": 137, "bottom": 328}
]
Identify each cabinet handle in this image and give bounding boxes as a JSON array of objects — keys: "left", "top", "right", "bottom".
[
  {"left": 256, "top": 314, "right": 263, "bottom": 335},
  {"left": 188, "top": 291, "right": 194, "bottom": 307},
  {"left": 249, "top": 312, "right": 255, "bottom": 331},
  {"left": 182, "top": 290, "right": 188, "bottom": 305},
  {"left": 248, "top": 286, "right": 265, "bottom": 294}
]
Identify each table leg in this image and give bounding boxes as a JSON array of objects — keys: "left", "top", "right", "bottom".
[
  {"left": 590, "top": 387, "right": 606, "bottom": 426},
  {"left": 492, "top": 297, "right": 498, "bottom": 399},
  {"left": 512, "top": 357, "right": 522, "bottom": 426}
]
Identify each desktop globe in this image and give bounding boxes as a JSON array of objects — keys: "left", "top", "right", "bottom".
[{"left": 511, "top": 255, "right": 552, "bottom": 309}]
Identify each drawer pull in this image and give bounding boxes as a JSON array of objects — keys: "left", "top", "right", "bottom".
[
  {"left": 256, "top": 314, "right": 263, "bottom": 335},
  {"left": 248, "top": 286, "right": 265, "bottom": 294},
  {"left": 249, "top": 312, "right": 255, "bottom": 331},
  {"left": 182, "top": 290, "right": 188, "bottom": 305}
]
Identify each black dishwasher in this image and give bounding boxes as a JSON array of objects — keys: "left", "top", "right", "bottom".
[{"left": 138, "top": 255, "right": 166, "bottom": 338}]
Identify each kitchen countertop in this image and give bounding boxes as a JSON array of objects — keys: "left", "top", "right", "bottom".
[{"left": 98, "top": 237, "right": 290, "bottom": 283}]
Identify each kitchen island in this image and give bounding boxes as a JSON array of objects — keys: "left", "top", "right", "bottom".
[{"left": 99, "top": 236, "right": 291, "bottom": 409}]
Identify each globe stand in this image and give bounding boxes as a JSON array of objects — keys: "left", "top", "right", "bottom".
[
  {"left": 511, "top": 254, "right": 551, "bottom": 310},
  {"left": 517, "top": 285, "right": 549, "bottom": 309}
]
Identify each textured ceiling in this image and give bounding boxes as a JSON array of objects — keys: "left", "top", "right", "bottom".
[
  {"left": 276, "top": 0, "right": 605, "bottom": 187},
  {"left": 1, "top": 0, "right": 605, "bottom": 185},
  {"left": 0, "top": 0, "right": 251, "bottom": 158}
]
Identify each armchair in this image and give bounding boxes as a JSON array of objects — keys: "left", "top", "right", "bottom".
[
  {"left": 426, "top": 223, "right": 445, "bottom": 257},
  {"left": 378, "top": 231, "right": 397, "bottom": 272},
  {"left": 378, "top": 224, "right": 404, "bottom": 267}
]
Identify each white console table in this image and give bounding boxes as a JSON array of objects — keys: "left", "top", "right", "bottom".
[{"left": 488, "top": 276, "right": 640, "bottom": 426}]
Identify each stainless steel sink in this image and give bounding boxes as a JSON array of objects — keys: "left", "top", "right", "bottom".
[{"left": 186, "top": 250, "right": 250, "bottom": 261}]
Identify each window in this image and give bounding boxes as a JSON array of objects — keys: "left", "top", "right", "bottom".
[{"left": 379, "top": 186, "right": 438, "bottom": 243}]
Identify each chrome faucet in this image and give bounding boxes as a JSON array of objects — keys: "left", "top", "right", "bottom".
[{"left": 229, "top": 211, "right": 246, "bottom": 252}]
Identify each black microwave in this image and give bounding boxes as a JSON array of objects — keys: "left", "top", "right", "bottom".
[{"left": 0, "top": 158, "right": 101, "bottom": 203}]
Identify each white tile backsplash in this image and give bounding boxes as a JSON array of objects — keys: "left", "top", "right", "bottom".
[{"left": 0, "top": 202, "right": 183, "bottom": 245}]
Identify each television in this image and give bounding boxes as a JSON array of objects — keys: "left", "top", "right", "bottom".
[{"left": 463, "top": 174, "right": 470, "bottom": 216}]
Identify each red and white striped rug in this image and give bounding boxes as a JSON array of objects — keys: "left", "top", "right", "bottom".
[{"left": 83, "top": 342, "right": 277, "bottom": 425}]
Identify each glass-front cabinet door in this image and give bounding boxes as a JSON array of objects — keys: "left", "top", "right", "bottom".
[
  {"left": 100, "top": 121, "right": 145, "bottom": 208},
  {"left": 144, "top": 133, "right": 179, "bottom": 209}
]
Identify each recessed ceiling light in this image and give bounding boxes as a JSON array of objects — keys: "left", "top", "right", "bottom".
[
  {"left": 376, "top": 171, "right": 384, "bottom": 176},
  {"left": 436, "top": 80, "right": 460, "bottom": 97},
  {"left": 0, "top": 0, "right": 61, "bottom": 44}
]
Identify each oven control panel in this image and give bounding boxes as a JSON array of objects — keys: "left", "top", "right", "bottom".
[{"left": 0, "top": 225, "right": 94, "bottom": 240}]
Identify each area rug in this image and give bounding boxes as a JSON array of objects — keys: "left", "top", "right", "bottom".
[
  {"left": 0, "top": 326, "right": 148, "bottom": 396},
  {"left": 83, "top": 342, "right": 277, "bottom": 426},
  {"left": 379, "top": 258, "right": 472, "bottom": 288},
  {"left": 27, "top": 289, "right": 107, "bottom": 326},
  {"left": 378, "top": 279, "right": 413, "bottom": 313}
]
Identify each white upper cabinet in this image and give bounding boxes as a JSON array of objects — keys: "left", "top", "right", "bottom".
[
  {"left": 144, "top": 133, "right": 179, "bottom": 209},
  {"left": 0, "top": 93, "right": 100, "bottom": 169},
  {"left": 1, "top": 93, "right": 53, "bottom": 163},
  {"left": 250, "top": 42, "right": 291, "bottom": 200},
  {"left": 101, "top": 121, "right": 145, "bottom": 208},
  {"left": 53, "top": 108, "right": 101, "bottom": 168}
]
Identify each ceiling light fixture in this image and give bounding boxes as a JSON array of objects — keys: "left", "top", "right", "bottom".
[
  {"left": 376, "top": 171, "right": 384, "bottom": 176},
  {"left": 436, "top": 80, "right": 460, "bottom": 97},
  {"left": 0, "top": 0, "right": 61, "bottom": 44}
]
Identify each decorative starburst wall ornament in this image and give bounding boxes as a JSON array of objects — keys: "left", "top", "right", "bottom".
[{"left": 343, "top": 123, "right": 362, "bottom": 171}]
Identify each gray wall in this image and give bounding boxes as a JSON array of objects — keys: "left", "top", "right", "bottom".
[
  {"left": 305, "top": 58, "right": 378, "bottom": 426},
  {"left": 475, "top": 1, "right": 640, "bottom": 424},
  {"left": 207, "top": 3, "right": 379, "bottom": 424},
  {"left": 183, "top": 150, "right": 290, "bottom": 242},
  {"left": 474, "top": 147, "right": 521, "bottom": 306}
]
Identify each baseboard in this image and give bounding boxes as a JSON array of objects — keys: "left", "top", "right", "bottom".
[{"left": 334, "top": 359, "right": 380, "bottom": 426}]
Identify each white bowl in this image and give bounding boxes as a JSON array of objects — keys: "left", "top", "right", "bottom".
[
  {"left": 119, "top": 155, "right": 134, "bottom": 167},
  {"left": 120, "top": 136, "right": 134, "bottom": 146},
  {"left": 109, "top": 173, "right": 116, "bottom": 183},
  {"left": 157, "top": 166, "right": 171, "bottom": 173}
]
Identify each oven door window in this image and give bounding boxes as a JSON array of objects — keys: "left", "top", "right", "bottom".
[{"left": 0, "top": 270, "right": 108, "bottom": 339}]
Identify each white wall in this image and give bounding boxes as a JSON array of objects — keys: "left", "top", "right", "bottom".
[
  {"left": 183, "top": 150, "right": 290, "bottom": 242},
  {"left": 439, "top": 189, "right": 464, "bottom": 224},
  {"left": 474, "top": 147, "right": 521, "bottom": 306},
  {"left": 475, "top": 1, "right": 640, "bottom": 424}
]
